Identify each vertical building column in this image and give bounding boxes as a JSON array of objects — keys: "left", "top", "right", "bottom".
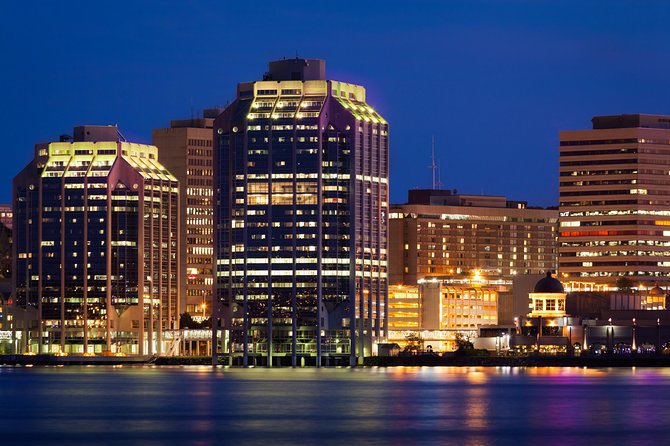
[
  {"left": 291, "top": 118, "right": 298, "bottom": 368},
  {"left": 316, "top": 122, "right": 323, "bottom": 367},
  {"left": 241, "top": 130, "right": 249, "bottom": 367},
  {"left": 138, "top": 185, "right": 145, "bottom": 356},
  {"left": 157, "top": 179, "right": 164, "bottom": 356},
  {"left": 37, "top": 179, "right": 43, "bottom": 354},
  {"left": 349, "top": 129, "right": 357, "bottom": 367},
  {"left": 83, "top": 176, "right": 89, "bottom": 354},
  {"left": 60, "top": 176, "right": 66, "bottom": 353},
  {"left": 105, "top": 186, "right": 113, "bottom": 352},
  {"left": 267, "top": 125, "right": 274, "bottom": 368},
  {"left": 148, "top": 180, "right": 155, "bottom": 355}
]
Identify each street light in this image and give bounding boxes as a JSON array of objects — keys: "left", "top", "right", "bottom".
[
  {"left": 608, "top": 317, "right": 613, "bottom": 354},
  {"left": 632, "top": 318, "right": 637, "bottom": 352},
  {"left": 657, "top": 318, "right": 662, "bottom": 356},
  {"left": 563, "top": 316, "right": 568, "bottom": 355}
]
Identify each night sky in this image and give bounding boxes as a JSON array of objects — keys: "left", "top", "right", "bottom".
[{"left": 2, "top": 0, "right": 670, "bottom": 207}]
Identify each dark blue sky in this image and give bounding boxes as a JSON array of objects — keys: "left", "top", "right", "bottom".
[{"left": 2, "top": 0, "right": 670, "bottom": 207}]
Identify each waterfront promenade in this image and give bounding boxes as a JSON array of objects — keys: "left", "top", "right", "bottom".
[{"left": 5, "top": 353, "right": 670, "bottom": 368}]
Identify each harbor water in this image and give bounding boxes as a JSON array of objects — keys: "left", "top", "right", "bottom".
[{"left": 1, "top": 366, "right": 669, "bottom": 445}]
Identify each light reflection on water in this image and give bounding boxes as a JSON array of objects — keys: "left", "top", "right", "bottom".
[{"left": 1, "top": 366, "right": 670, "bottom": 445}]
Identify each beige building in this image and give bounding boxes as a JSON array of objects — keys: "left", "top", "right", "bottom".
[
  {"left": 153, "top": 110, "right": 220, "bottom": 321},
  {"left": 390, "top": 189, "right": 558, "bottom": 285},
  {"left": 559, "top": 114, "right": 670, "bottom": 285},
  {"left": 388, "top": 279, "right": 498, "bottom": 351}
]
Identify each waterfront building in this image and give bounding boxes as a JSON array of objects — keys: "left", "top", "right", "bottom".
[
  {"left": 387, "top": 278, "right": 499, "bottom": 351},
  {"left": 12, "top": 125, "right": 179, "bottom": 355},
  {"left": 513, "top": 272, "right": 577, "bottom": 354},
  {"left": 152, "top": 110, "right": 220, "bottom": 325},
  {"left": 214, "top": 58, "right": 389, "bottom": 366},
  {"left": 389, "top": 189, "right": 558, "bottom": 285},
  {"left": 512, "top": 274, "right": 670, "bottom": 355},
  {"left": 559, "top": 114, "right": 670, "bottom": 285}
]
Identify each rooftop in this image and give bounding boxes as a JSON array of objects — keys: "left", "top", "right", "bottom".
[{"left": 592, "top": 114, "right": 670, "bottom": 130}]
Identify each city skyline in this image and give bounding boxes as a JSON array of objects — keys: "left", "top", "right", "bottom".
[{"left": 4, "top": 1, "right": 670, "bottom": 208}]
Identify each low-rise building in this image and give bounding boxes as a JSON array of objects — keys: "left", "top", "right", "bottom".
[{"left": 388, "top": 277, "right": 499, "bottom": 352}]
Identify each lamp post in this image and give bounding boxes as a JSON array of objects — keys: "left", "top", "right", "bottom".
[
  {"left": 608, "top": 317, "right": 613, "bottom": 354},
  {"left": 657, "top": 318, "right": 661, "bottom": 356},
  {"left": 537, "top": 315, "right": 542, "bottom": 353},
  {"left": 632, "top": 318, "right": 637, "bottom": 352},
  {"left": 563, "top": 316, "right": 567, "bottom": 355},
  {"left": 583, "top": 324, "right": 588, "bottom": 352}
]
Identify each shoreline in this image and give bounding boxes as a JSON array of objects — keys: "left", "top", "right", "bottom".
[{"left": 4, "top": 354, "right": 670, "bottom": 367}]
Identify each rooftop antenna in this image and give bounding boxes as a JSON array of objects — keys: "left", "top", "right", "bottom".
[
  {"left": 429, "top": 135, "right": 437, "bottom": 189},
  {"left": 437, "top": 160, "right": 443, "bottom": 190},
  {"left": 116, "top": 126, "right": 127, "bottom": 143}
]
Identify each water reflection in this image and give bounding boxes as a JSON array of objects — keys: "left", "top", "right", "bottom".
[{"left": 2, "top": 366, "right": 670, "bottom": 445}]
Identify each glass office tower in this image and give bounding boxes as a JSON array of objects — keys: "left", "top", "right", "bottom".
[
  {"left": 12, "top": 126, "right": 179, "bottom": 355},
  {"left": 214, "top": 59, "right": 389, "bottom": 366}
]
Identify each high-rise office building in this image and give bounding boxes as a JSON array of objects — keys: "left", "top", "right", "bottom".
[
  {"left": 12, "top": 126, "right": 179, "bottom": 355},
  {"left": 214, "top": 58, "right": 389, "bottom": 366},
  {"left": 153, "top": 111, "right": 220, "bottom": 322},
  {"left": 559, "top": 114, "right": 670, "bottom": 285},
  {"left": 389, "top": 189, "right": 558, "bottom": 285}
]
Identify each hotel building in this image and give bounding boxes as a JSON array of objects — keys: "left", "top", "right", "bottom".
[
  {"left": 153, "top": 111, "right": 220, "bottom": 321},
  {"left": 214, "top": 58, "right": 389, "bottom": 366},
  {"left": 12, "top": 126, "right": 179, "bottom": 355},
  {"left": 389, "top": 189, "right": 558, "bottom": 285},
  {"left": 559, "top": 114, "right": 670, "bottom": 285}
]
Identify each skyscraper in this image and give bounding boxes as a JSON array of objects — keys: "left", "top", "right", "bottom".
[
  {"left": 153, "top": 111, "right": 219, "bottom": 323},
  {"left": 214, "top": 59, "right": 389, "bottom": 366},
  {"left": 12, "top": 126, "right": 179, "bottom": 355},
  {"left": 559, "top": 114, "right": 670, "bottom": 285}
]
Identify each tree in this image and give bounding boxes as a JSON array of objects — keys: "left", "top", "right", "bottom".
[
  {"left": 454, "top": 332, "right": 474, "bottom": 351},
  {"left": 179, "top": 312, "right": 212, "bottom": 329},
  {"left": 616, "top": 276, "right": 633, "bottom": 293},
  {"left": 180, "top": 312, "right": 196, "bottom": 329},
  {"left": 403, "top": 333, "right": 422, "bottom": 355}
]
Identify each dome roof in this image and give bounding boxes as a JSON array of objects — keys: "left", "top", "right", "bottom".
[{"left": 534, "top": 271, "right": 565, "bottom": 293}]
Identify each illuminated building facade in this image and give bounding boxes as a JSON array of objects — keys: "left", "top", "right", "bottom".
[
  {"left": 388, "top": 279, "right": 498, "bottom": 351},
  {"left": 214, "top": 58, "right": 389, "bottom": 366},
  {"left": 153, "top": 111, "right": 220, "bottom": 322},
  {"left": 559, "top": 114, "right": 670, "bottom": 285},
  {"left": 0, "top": 204, "right": 13, "bottom": 230},
  {"left": 514, "top": 273, "right": 574, "bottom": 354},
  {"left": 389, "top": 189, "right": 558, "bottom": 285},
  {"left": 12, "top": 126, "right": 179, "bottom": 355}
]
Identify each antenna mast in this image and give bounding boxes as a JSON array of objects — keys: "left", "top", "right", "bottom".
[
  {"left": 430, "top": 136, "right": 437, "bottom": 189},
  {"left": 437, "top": 160, "right": 442, "bottom": 190}
]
